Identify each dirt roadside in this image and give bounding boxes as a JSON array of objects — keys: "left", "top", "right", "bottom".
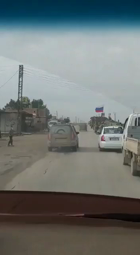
[{"left": 0, "top": 134, "right": 48, "bottom": 189}]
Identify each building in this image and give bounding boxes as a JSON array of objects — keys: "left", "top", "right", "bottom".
[
  {"left": 0, "top": 110, "right": 32, "bottom": 134},
  {"left": 0, "top": 107, "right": 48, "bottom": 134},
  {"left": 24, "top": 108, "right": 47, "bottom": 131}
]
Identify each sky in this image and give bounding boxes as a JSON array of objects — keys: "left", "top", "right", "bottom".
[{"left": 0, "top": 26, "right": 139, "bottom": 122}]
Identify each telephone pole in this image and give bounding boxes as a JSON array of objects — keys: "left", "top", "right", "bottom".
[
  {"left": 114, "top": 112, "right": 116, "bottom": 122},
  {"left": 56, "top": 111, "right": 58, "bottom": 119},
  {"left": 17, "top": 65, "right": 23, "bottom": 134}
]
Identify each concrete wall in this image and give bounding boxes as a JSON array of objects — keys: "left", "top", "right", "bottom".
[
  {"left": 72, "top": 123, "right": 87, "bottom": 131},
  {"left": 73, "top": 124, "right": 80, "bottom": 132},
  {"left": 0, "top": 112, "right": 18, "bottom": 133},
  {"left": 33, "top": 117, "right": 47, "bottom": 131},
  {"left": 0, "top": 111, "right": 47, "bottom": 134}
]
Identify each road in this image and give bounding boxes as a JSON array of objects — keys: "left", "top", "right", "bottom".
[
  {"left": 5, "top": 129, "right": 140, "bottom": 199},
  {"left": 0, "top": 134, "right": 47, "bottom": 189}
]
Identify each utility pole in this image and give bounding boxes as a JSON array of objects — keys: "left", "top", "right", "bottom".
[
  {"left": 17, "top": 65, "right": 23, "bottom": 134},
  {"left": 114, "top": 112, "right": 116, "bottom": 122},
  {"left": 56, "top": 111, "right": 58, "bottom": 119}
]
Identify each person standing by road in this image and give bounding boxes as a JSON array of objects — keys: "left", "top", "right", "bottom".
[{"left": 8, "top": 126, "right": 14, "bottom": 146}]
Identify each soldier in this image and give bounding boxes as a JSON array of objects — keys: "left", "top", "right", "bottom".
[{"left": 8, "top": 126, "right": 14, "bottom": 146}]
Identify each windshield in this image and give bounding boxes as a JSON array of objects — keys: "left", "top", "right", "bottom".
[
  {"left": 1, "top": 1, "right": 140, "bottom": 206},
  {"left": 104, "top": 127, "right": 123, "bottom": 134}
]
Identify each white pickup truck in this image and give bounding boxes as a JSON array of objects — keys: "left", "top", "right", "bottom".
[{"left": 122, "top": 113, "right": 140, "bottom": 176}]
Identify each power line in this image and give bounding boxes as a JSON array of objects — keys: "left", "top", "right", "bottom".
[
  {"left": 24, "top": 67, "right": 88, "bottom": 92},
  {"left": 24, "top": 65, "right": 132, "bottom": 111},
  {"left": 24, "top": 69, "right": 91, "bottom": 93},
  {"left": 0, "top": 70, "right": 18, "bottom": 90},
  {"left": 24, "top": 68, "right": 131, "bottom": 110}
]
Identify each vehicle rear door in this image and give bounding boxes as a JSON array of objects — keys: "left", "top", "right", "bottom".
[
  {"left": 72, "top": 125, "right": 78, "bottom": 143},
  {"left": 50, "top": 125, "right": 72, "bottom": 145},
  {"left": 103, "top": 127, "right": 123, "bottom": 144},
  {"left": 123, "top": 117, "right": 129, "bottom": 148}
]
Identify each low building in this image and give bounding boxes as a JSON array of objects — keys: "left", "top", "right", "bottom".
[
  {"left": 24, "top": 108, "right": 47, "bottom": 131},
  {"left": 0, "top": 110, "right": 32, "bottom": 134},
  {"left": 0, "top": 107, "right": 48, "bottom": 133}
]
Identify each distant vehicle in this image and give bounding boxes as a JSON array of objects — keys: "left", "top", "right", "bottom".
[
  {"left": 48, "top": 124, "right": 79, "bottom": 151},
  {"left": 48, "top": 120, "right": 58, "bottom": 130},
  {"left": 98, "top": 126, "right": 123, "bottom": 151}
]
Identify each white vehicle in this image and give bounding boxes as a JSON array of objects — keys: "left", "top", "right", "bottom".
[
  {"left": 122, "top": 113, "right": 140, "bottom": 176},
  {"left": 98, "top": 126, "right": 123, "bottom": 151},
  {"left": 48, "top": 120, "right": 58, "bottom": 129},
  {"left": 122, "top": 113, "right": 140, "bottom": 150}
]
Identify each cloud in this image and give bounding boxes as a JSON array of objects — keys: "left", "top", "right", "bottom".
[
  {"left": 0, "top": 27, "right": 139, "bottom": 121},
  {"left": 107, "top": 46, "right": 124, "bottom": 54}
]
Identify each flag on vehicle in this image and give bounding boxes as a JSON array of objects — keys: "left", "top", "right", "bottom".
[{"left": 95, "top": 106, "right": 104, "bottom": 113}]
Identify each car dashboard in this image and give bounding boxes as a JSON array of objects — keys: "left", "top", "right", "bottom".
[
  {"left": 1, "top": 218, "right": 140, "bottom": 255},
  {"left": 1, "top": 191, "right": 140, "bottom": 255}
]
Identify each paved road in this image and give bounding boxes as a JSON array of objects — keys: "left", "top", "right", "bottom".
[{"left": 5, "top": 129, "right": 140, "bottom": 198}]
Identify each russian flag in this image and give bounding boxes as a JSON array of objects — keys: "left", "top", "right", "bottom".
[{"left": 95, "top": 106, "right": 104, "bottom": 113}]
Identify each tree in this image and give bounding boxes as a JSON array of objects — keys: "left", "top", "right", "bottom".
[
  {"left": 4, "top": 97, "right": 30, "bottom": 110},
  {"left": 22, "top": 97, "right": 30, "bottom": 108},
  {"left": 4, "top": 99, "right": 18, "bottom": 110},
  {"left": 4, "top": 98, "right": 45, "bottom": 110},
  {"left": 46, "top": 108, "right": 52, "bottom": 120},
  {"left": 3, "top": 98, "right": 52, "bottom": 121},
  {"left": 31, "top": 99, "right": 46, "bottom": 109}
]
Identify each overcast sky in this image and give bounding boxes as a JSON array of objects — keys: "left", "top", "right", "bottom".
[{"left": 0, "top": 27, "right": 139, "bottom": 122}]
